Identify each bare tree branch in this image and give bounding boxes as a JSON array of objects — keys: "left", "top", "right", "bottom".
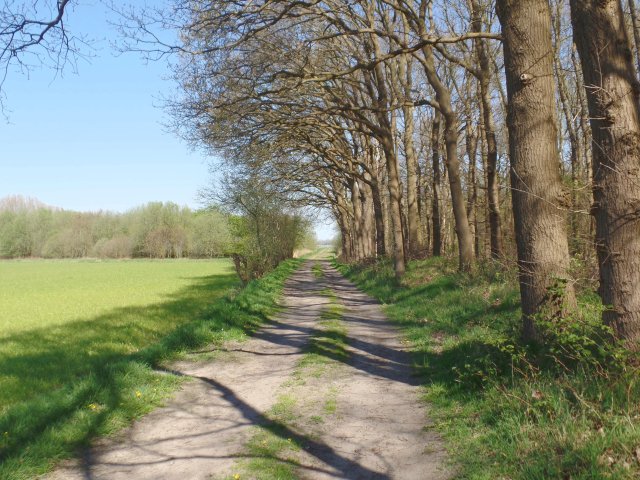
[{"left": 0, "top": 0, "right": 86, "bottom": 105}]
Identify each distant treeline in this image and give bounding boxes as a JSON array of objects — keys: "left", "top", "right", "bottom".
[{"left": 0, "top": 196, "right": 231, "bottom": 259}]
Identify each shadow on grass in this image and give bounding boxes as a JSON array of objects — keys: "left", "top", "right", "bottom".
[
  {"left": 338, "top": 257, "right": 640, "bottom": 480},
  {"left": 0, "top": 274, "right": 237, "bottom": 403},
  {"left": 0, "top": 260, "right": 300, "bottom": 479},
  {"left": 335, "top": 257, "right": 524, "bottom": 395}
]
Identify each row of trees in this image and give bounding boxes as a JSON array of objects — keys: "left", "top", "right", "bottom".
[
  {"left": 0, "top": 196, "right": 231, "bottom": 259},
  {"left": 3, "top": 1, "right": 638, "bottom": 351},
  {"left": 110, "top": 0, "right": 639, "bottom": 351},
  {"left": 0, "top": 194, "right": 315, "bottom": 281}
]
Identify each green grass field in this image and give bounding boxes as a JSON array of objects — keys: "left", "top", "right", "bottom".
[
  {"left": 0, "top": 259, "right": 237, "bottom": 409},
  {"left": 0, "top": 259, "right": 235, "bottom": 335},
  {"left": 0, "top": 258, "right": 300, "bottom": 479}
]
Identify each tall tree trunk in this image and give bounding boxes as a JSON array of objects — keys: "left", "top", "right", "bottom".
[
  {"left": 335, "top": 206, "right": 352, "bottom": 262},
  {"left": 351, "top": 179, "right": 364, "bottom": 261},
  {"left": 359, "top": 179, "right": 375, "bottom": 258},
  {"left": 480, "top": 124, "right": 492, "bottom": 257},
  {"left": 404, "top": 104, "right": 423, "bottom": 258},
  {"left": 628, "top": 0, "right": 640, "bottom": 73},
  {"left": 571, "top": 0, "right": 640, "bottom": 351},
  {"left": 362, "top": 140, "right": 386, "bottom": 257},
  {"left": 555, "top": 61, "right": 581, "bottom": 253},
  {"left": 552, "top": 4, "right": 582, "bottom": 255},
  {"left": 571, "top": 45, "right": 592, "bottom": 173},
  {"left": 421, "top": 46, "right": 475, "bottom": 271},
  {"left": 496, "top": 0, "right": 576, "bottom": 341},
  {"left": 471, "top": 0, "right": 504, "bottom": 259},
  {"left": 381, "top": 133, "right": 407, "bottom": 278},
  {"left": 369, "top": 175, "right": 386, "bottom": 257},
  {"left": 381, "top": 162, "right": 393, "bottom": 255},
  {"left": 466, "top": 123, "right": 480, "bottom": 258},
  {"left": 365, "top": 12, "right": 406, "bottom": 278},
  {"left": 431, "top": 113, "right": 443, "bottom": 257},
  {"left": 398, "top": 53, "right": 424, "bottom": 258},
  {"left": 333, "top": 178, "right": 354, "bottom": 262}
]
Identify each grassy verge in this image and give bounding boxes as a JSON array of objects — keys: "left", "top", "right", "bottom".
[
  {"left": 0, "top": 259, "right": 301, "bottom": 480},
  {"left": 337, "top": 257, "right": 640, "bottom": 480}
]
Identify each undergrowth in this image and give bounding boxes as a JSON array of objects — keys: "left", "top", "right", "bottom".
[
  {"left": 337, "top": 257, "right": 640, "bottom": 480},
  {"left": 0, "top": 259, "right": 301, "bottom": 480}
]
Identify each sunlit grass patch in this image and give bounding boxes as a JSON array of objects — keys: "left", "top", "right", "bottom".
[
  {"left": 0, "top": 259, "right": 235, "bottom": 335},
  {"left": 304, "top": 247, "right": 335, "bottom": 260},
  {"left": 311, "top": 262, "right": 324, "bottom": 278},
  {"left": 240, "top": 395, "right": 303, "bottom": 480},
  {"left": 0, "top": 259, "right": 236, "bottom": 414}
]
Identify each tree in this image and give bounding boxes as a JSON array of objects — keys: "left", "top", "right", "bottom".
[
  {"left": 570, "top": 0, "right": 640, "bottom": 351},
  {"left": 496, "top": 0, "right": 576, "bottom": 341},
  {"left": 189, "top": 209, "right": 231, "bottom": 258},
  {"left": 430, "top": 111, "right": 443, "bottom": 257},
  {"left": 124, "top": 0, "right": 503, "bottom": 275},
  {"left": 215, "top": 171, "right": 309, "bottom": 284},
  {"left": 0, "top": 0, "right": 81, "bottom": 100},
  {"left": 470, "top": 0, "right": 503, "bottom": 259}
]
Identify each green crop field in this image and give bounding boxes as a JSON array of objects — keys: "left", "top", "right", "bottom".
[
  {"left": 0, "top": 258, "right": 242, "bottom": 479},
  {"left": 0, "top": 258, "right": 237, "bottom": 411},
  {"left": 0, "top": 259, "right": 235, "bottom": 335}
]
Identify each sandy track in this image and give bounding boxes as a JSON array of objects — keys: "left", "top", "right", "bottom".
[{"left": 47, "top": 261, "right": 449, "bottom": 480}]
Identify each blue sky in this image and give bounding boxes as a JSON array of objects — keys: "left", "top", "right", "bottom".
[
  {"left": 0, "top": 1, "right": 208, "bottom": 212},
  {"left": 0, "top": 1, "right": 335, "bottom": 240}
]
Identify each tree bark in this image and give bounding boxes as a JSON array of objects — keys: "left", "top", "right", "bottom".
[
  {"left": 496, "top": 0, "right": 576, "bottom": 341},
  {"left": 466, "top": 122, "right": 480, "bottom": 258},
  {"left": 404, "top": 103, "right": 423, "bottom": 258},
  {"left": 363, "top": 180, "right": 376, "bottom": 258},
  {"left": 571, "top": 0, "right": 640, "bottom": 351},
  {"left": 571, "top": 45, "right": 592, "bottom": 173},
  {"left": 350, "top": 178, "right": 364, "bottom": 261},
  {"left": 369, "top": 174, "right": 386, "bottom": 257},
  {"left": 360, "top": 3, "right": 407, "bottom": 276},
  {"left": 431, "top": 112, "right": 443, "bottom": 257},
  {"left": 628, "top": 0, "right": 640, "bottom": 74},
  {"left": 366, "top": 23, "right": 406, "bottom": 278},
  {"left": 552, "top": 8, "right": 581, "bottom": 254},
  {"left": 398, "top": 52, "right": 424, "bottom": 258},
  {"left": 421, "top": 46, "right": 475, "bottom": 271},
  {"left": 470, "top": 0, "right": 503, "bottom": 260},
  {"left": 380, "top": 132, "right": 407, "bottom": 278},
  {"left": 333, "top": 179, "right": 354, "bottom": 262}
]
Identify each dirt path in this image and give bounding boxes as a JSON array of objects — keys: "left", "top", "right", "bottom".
[{"left": 48, "top": 261, "right": 449, "bottom": 480}]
